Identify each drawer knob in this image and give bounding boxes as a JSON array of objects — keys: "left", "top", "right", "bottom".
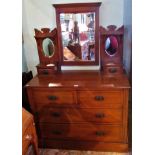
[
  {"left": 48, "top": 95, "right": 58, "bottom": 100},
  {"left": 25, "top": 134, "right": 32, "bottom": 140},
  {"left": 52, "top": 130, "right": 61, "bottom": 135},
  {"left": 95, "top": 96, "right": 104, "bottom": 101},
  {"left": 96, "top": 131, "right": 104, "bottom": 136},
  {"left": 95, "top": 113, "right": 104, "bottom": 118},
  {"left": 51, "top": 112, "right": 61, "bottom": 117}
]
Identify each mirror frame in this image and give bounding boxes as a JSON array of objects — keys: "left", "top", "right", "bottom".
[
  {"left": 53, "top": 3, "right": 101, "bottom": 66},
  {"left": 100, "top": 25, "right": 124, "bottom": 68},
  {"left": 34, "top": 28, "right": 60, "bottom": 65}
]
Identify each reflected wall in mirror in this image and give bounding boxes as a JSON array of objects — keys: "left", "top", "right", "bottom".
[
  {"left": 42, "top": 38, "right": 55, "bottom": 57},
  {"left": 105, "top": 36, "right": 118, "bottom": 56},
  {"left": 60, "top": 12, "right": 95, "bottom": 61}
]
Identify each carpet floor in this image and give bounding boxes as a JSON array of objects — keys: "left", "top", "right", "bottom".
[{"left": 39, "top": 149, "right": 131, "bottom": 155}]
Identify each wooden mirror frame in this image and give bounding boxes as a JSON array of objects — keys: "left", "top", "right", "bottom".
[
  {"left": 34, "top": 28, "right": 60, "bottom": 65},
  {"left": 53, "top": 3, "right": 101, "bottom": 66},
  {"left": 100, "top": 25, "right": 124, "bottom": 69}
]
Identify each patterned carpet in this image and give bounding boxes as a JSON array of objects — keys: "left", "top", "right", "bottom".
[{"left": 39, "top": 149, "right": 131, "bottom": 155}]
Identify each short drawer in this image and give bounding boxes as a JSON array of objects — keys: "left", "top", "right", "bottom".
[
  {"left": 36, "top": 108, "right": 122, "bottom": 124},
  {"left": 32, "top": 90, "right": 76, "bottom": 108},
  {"left": 37, "top": 68, "right": 56, "bottom": 75},
  {"left": 38, "top": 124, "right": 123, "bottom": 142},
  {"left": 78, "top": 91, "right": 123, "bottom": 108}
]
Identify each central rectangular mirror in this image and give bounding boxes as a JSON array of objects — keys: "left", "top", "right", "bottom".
[
  {"left": 60, "top": 12, "right": 95, "bottom": 61},
  {"left": 53, "top": 3, "right": 101, "bottom": 66}
]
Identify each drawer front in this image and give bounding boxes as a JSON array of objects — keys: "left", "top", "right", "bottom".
[
  {"left": 78, "top": 91, "right": 123, "bottom": 108},
  {"left": 32, "top": 90, "right": 76, "bottom": 107},
  {"left": 38, "top": 124, "right": 123, "bottom": 142},
  {"left": 37, "top": 68, "right": 57, "bottom": 75},
  {"left": 36, "top": 108, "right": 122, "bottom": 124}
]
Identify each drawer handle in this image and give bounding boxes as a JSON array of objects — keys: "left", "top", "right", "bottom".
[
  {"left": 95, "top": 113, "right": 104, "bottom": 118},
  {"left": 52, "top": 130, "right": 62, "bottom": 135},
  {"left": 51, "top": 112, "right": 61, "bottom": 117},
  {"left": 48, "top": 95, "right": 58, "bottom": 100},
  {"left": 95, "top": 96, "right": 104, "bottom": 101},
  {"left": 109, "top": 68, "right": 117, "bottom": 73},
  {"left": 42, "top": 70, "right": 49, "bottom": 75},
  {"left": 96, "top": 131, "right": 104, "bottom": 136}
]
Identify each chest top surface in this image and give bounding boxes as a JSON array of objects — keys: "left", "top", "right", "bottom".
[{"left": 26, "top": 71, "right": 130, "bottom": 89}]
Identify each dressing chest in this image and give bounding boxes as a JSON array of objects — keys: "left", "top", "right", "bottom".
[
  {"left": 26, "top": 71, "right": 129, "bottom": 152},
  {"left": 26, "top": 2, "right": 130, "bottom": 152}
]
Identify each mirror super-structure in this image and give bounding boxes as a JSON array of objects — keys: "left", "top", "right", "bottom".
[{"left": 33, "top": 3, "right": 124, "bottom": 75}]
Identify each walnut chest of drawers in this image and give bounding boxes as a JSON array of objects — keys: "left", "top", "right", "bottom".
[{"left": 26, "top": 71, "right": 130, "bottom": 152}]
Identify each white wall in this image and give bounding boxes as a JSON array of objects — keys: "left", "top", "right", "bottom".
[
  {"left": 22, "top": 0, "right": 124, "bottom": 75},
  {"left": 123, "top": 0, "right": 132, "bottom": 76}
]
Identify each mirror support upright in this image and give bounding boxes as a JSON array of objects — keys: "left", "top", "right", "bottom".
[
  {"left": 100, "top": 25, "right": 124, "bottom": 75},
  {"left": 34, "top": 28, "right": 61, "bottom": 75}
]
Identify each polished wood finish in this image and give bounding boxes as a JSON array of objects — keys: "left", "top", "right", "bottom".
[
  {"left": 38, "top": 124, "right": 123, "bottom": 142},
  {"left": 25, "top": 71, "right": 130, "bottom": 88},
  {"left": 36, "top": 108, "right": 123, "bottom": 124},
  {"left": 100, "top": 25, "right": 124, "bottom": 74},
  {"left": 34, "top": 28, "right": 59, "bottom": 65},
  {"left": 36, "top": 63, "right": 61, "bottom": 75},
  {"left": 32, "top": 89, "right": 76, "bottom": 106},
  {"left": 53, "top": 3, "right": 101, "bottom": 66},
  {"left": 34, "top": 28, "right": 61, "bottom": 74},
  {"left": 26, "top": 71, "right": 130, "bottom": 152},
  {"left": 22, "top": 108, "right": 39, "bottom": 155}
]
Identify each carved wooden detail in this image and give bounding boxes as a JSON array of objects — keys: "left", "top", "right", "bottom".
[
  {"left": 34, "top": 28, "right": 61, "bottom": 74},
  {"left": 100, "top": 25, "right": 124, "bottom": 35},
  {"left": 34, "top": 28, "right": 57, "bottom": 38}
]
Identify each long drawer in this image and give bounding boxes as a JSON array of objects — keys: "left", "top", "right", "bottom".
[
  {"left": 78, "top": 91, "right": 123, "bottom": 108},
  {"left": 38, "top": 123, "right": 123, "bottom": 142},
  {"left": 36, "top": 108, "right": 123, "bottom": 124}
]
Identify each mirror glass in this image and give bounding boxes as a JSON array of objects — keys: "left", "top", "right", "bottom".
[
  {"left": 42, "top": 38, "right": 55, "bottom": 57},
  {"left": 105, "top": 36, "right": 118, "bottom": 56},
  {"left": 60, "top": 12, "right": 95, "bottom": 61}
]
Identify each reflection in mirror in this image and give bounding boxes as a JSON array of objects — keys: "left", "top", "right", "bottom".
[
  {"left": 105, "top": 36, "right": 118, "bottom": 56},
  {"left": 60, "top": 12, "right": 95, "bottom": 61},
  {"left": 42, "top": 38, "right": 55, "bottom": 57}
]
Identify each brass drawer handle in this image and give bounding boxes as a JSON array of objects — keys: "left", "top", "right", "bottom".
[
  {"left": 109, "top": 68, "right": 117, "bottom": 73},
  {"left": 52, "top": 130, "right": 62, "bottom": 135},
  {"left": 48, "top": 95, "right": 58, "bottom": 100},
  {"left": 42, "top": 70, "right": 49, "bottom": 75},
  {"left": 95, "top": 113, "right": 104, "bottom": 118},
  {"left": 96, "top": 131, "right": 104, "bottom": 136},
  {"left": 51, "top": 112, "right": 61, "bottom": 117},
  {"left": 95, "top": 96, "right": 104, "bottom": 101}
]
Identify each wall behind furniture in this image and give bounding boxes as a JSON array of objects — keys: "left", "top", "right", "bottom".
[
  {"left": 22, "top": 44, "right": 28, "bottom": 72},
  {"left": 123, "top": 0, "right": 132, "bottom": 77},
  {"left": 22, "top": 0, "right": 124, "bottom": 75}
]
